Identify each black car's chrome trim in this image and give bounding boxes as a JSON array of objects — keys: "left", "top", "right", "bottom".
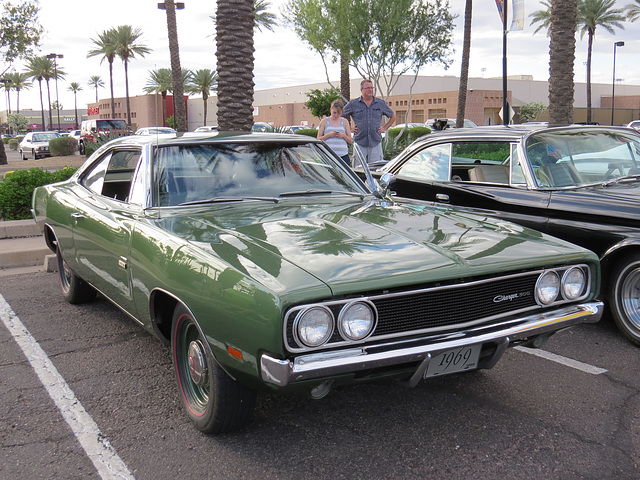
[{"left": 262, "top": 301, "right": 603, "bottom": 387}]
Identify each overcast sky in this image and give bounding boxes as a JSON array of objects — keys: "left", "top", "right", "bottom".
[{"left": 8, "top": 0, "right": 639, "bottom": 113}]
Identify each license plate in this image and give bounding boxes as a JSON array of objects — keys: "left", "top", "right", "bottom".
[{"left": 424, "top": 345, "right": 481, "bottom": 378}]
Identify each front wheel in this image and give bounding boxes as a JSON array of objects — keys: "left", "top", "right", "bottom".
[
  {"left": 56, "top": 247, "right": 96, "bottom": 304},
  {"left": 609, "top": 254, "right": 640, "bottom": 346},
  {"left": 172, "top": 305, "right": 256, "bottom": 434},
  {"left": 31, "top": 149, "right": 38, "bottom": 160}
]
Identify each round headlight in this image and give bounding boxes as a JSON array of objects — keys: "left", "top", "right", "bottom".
[
  {"left": 338, "top": 301, "right": 376, "bottom": 341},
  {"left": 536, "top": 271, "right": 560, "bottom": 305},
  {"left": 294, "top": 306, "right": 334, "bottom": 347},
  {"left": 562, "top": 267, "right": 586, "bottom": 300}
]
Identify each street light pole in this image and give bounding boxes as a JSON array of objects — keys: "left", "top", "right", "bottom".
[
  {"left": 611, "top": 41, "right": 624, "bottom": 126},
  {"left": 47, "top": 53, "right": 64, "bottom": 131}
]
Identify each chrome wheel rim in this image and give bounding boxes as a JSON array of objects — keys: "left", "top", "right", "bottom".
[
  {"left": 621, "top": 267, "right": 640, "bottom": 330},
  {"left": 176, "top": 317, "right": 210, "bottom": 416}
]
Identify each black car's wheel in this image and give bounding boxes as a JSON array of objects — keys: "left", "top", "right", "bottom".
[
  {"left": 609, "top": 254, "right": 640, "bottom": 346},
  {"left": 172, "top": 304, "right": 256, "bottom": 434},
  {"left": 56, "top": 247, "right": 96, "bottom": 304}
]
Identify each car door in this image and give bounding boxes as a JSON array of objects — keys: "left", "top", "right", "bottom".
[
  {"left": 389, "top": 140, "right": 552, "bottom": 233},
  {"left": 71, "top": 148, "right": 143, "bottom": 316}
]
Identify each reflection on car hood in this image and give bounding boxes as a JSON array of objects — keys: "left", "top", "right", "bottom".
[{"left": 156, "top": 199, "right": 591, "bottom": 296}]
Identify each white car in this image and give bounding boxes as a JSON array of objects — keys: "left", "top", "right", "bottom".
[
  {"left": 194, "top": 125, "right": 218, "bottom": 133},
  {"left": 19, "top": 131, "right": 60, "bottom": 160},
  {"left": 627, "top": 120, "right": 640, "bottom": 132},
  {"left": 135, "top": 126, "right": 177, "bottom": 136}
]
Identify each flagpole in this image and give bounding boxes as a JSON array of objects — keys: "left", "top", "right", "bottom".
[{"left": 502, "top": 0, "right": 508, "bottom": 126}]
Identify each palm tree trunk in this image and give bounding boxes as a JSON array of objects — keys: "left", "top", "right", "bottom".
[
  {"left": 124, "top": 61, "right": 132, "bottom": 127},
  {"left": 586, "top": 32, "right": 593, "bottom": 124},
  {"left": 457, "top": 0, "right": 472, "bottom": 128},
  {"left": 109, "top": 61, "right": 116, "bottom": 119},
  {"left": 340, "top": 50, "right": 350, "bottom": 100},
  {"left": 216, "top": 0, "right": 255, "bottom": 131},
  {"left": 46, "top": 80, "right": 53, "bottom": 129},
  {"left": 164, "top": 0, "right": 188, "bottom": 132},
  {"left": 203, "top": 92, "right": 209, "bottom": 126},
  {"left": 548, "top": 0, "right": 577, "bottom": 126},
  {"left": 38, "top": 80, "right": 45, "bottom": 130}
]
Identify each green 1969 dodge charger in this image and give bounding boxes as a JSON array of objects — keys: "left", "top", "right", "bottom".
[{"left": 32, "top": 132, "right": 603, "bottom": 434}]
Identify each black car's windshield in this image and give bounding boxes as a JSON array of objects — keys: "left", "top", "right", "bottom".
[
  {"left": 526, "top": 129, "right": 640, "bottom": 187},
  {"left": 153, "top": 142, "right": 368, "bottom": 206}
]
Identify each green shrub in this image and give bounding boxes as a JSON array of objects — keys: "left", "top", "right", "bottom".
[
  {"left": 8, "top": 138, "right": 18, "bottom": 150},
  {"left": 0, "top": 167, "right": 77, "bottom": 220},
  {"left": 383, "top": 126, "right": 431, "bottom": 159},
  {"left": 295, "top": 128, "right": 318, "bottom": 138},
  {"left": 49, "top": 136, "right": 78, "bottom": 156}
]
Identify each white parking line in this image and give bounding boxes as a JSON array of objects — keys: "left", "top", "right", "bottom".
[
  {"left": 0, "top": 295, "right": 135, "bottom": 480},
  {"left": 515, "top": 346, "right": 608, "bottom": 375}
]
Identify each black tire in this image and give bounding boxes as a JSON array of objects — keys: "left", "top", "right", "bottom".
[
  {"left": 609, "top": 254, "right": 640, "bottom": 346},
  {"left": 31, "top": 149, "right": 38, "bottom": 160},
  {"left": 19, "top": 149, "right": 26, "bottom": 160},
  {"left": 171, "top": 304, "right": 256, "bottom": 434},
  {"left": 56, "top": 247, "right": 97, "bottom": 304},
  {"left": 78, "top": 141, "right": 85, "bottom": 155}
]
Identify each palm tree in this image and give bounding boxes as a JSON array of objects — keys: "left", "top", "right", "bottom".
[
  {"left": 548, "top": 0, "right": 578, "bottom": 126},
  {"left": 456, "top": 0, "right": 472, "bottom": 129},
  {"left": 25, "top": 56, "right": 50, "bottom": 130},
  {"left": 216, "top": 0, "right": 256, "bottom": 131},
  {"left": 578, "top": 0, "right": 625, "bottom": 123},
  {"left": 529, "top": 0, "right": 553, "bottom": 34},
  {"left": 68, "top": 82, "right": 83, "bottom": 128},
  {"left": 254, "top": 0, "right": 277, "bottom": 32},
  {"left": 144, "top": 68, "right": 173, "bottom": 126},
  {"left": 114, "top": 25, "right": 151, "bottom": 128},
  {"left": 0, "top": 77, "right": 12, "bottom": 114},
  {"left": 186, "top": 69, "right": 218, "bottom": 127},
  {"left": 5, "top": 72, "right": 32, "bottom": 114},
  {"left": 626, "top": 0, "right": 640, "bottom": 21},
  {"left": 161, "top": 0, "right": 188, "bottom": 132},
  {"left": 87, "top": 75, "right": 105, "bottom": 103},
  {"left": 87, "top": 29, "right": 118, "bottom": 119}
]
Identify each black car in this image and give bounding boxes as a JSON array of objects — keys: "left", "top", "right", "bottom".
[{"left": 363, "top": 125, "right": 640, "bottom": 346}]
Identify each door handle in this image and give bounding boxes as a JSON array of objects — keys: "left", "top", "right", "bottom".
[{"left": 435, "top": 193, "right": 450, "bottom": 203}]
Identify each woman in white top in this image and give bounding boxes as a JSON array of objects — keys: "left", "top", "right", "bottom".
[{"left": 317, "top": 101, "right": 352, "bottom": 166}]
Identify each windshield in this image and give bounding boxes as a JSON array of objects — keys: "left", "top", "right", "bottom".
[
  {"left": 526, "top": 129, "right": 640, "bottom": 187},
  {"left": 96, "top": 120, "right": 127, "bottom": 130},
  {"left": 32, "top": 133, "right": 59, "bottom": 142},
  {"left": 153, "top": 142, "right": 368, "bottom": 206}
]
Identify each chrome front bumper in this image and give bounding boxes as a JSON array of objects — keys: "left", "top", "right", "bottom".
[{"left": 260, "top": 301, "right": 603, "bottom": 388}]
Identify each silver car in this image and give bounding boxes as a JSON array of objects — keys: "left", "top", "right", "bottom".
[{"left": 18, "top": 131, "right": 60, "bottom": 160}]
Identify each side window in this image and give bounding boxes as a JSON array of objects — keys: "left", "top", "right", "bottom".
[
  {"left": 452, "top": 142, "right": 511, "bottom": 184},
  {"left": 510, "top": 144, "right": 526, "bottom": 184},
  {"left": 82, "top": 149, "right": 141, "bottom": 201},
  {"left": 396, "top": 143, "right": 451, "bottom": 181}
]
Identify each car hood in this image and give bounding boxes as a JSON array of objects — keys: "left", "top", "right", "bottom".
[{"left": 155, "top": 198, "right": 592, "bottom": 297}]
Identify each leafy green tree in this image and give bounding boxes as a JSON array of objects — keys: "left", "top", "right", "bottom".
[
  {"left": 578, "top": 0, "right": 625, "bottom": 123},
  {"left": 518, "top": 102, "right": 547, "bottom": 122},
  {"left": 283, "top": 0, "right": 360, "bottom": 100},
  {"left": 7, "top": 112, "right": 27, "bottom": 133},
  {"left": 305, "top": 86, "right": 340, "bottom": 119},
  {"left": 186, "top": 69, "right": 218, "bottom": 127},
  {"left": 114, "top": 25, "right": 151, "bottom": 128},
  {"left": 68, "top": 82, "right": 82, "bottom": 128},
  {"left": 87, "top": 75, "right": 104, "bottom": 103},
  {"left": 216, "top": 0, "right": 255, "bottom": 131},
  {"left": 0, "top": 0, "right": 43, "bottom": 63},
  {"left": 87, "top": 29, "right": 118, "bottom": 119}
]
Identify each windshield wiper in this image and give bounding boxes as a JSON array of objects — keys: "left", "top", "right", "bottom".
[
  {"left": 179, "top": 196, "right": 279, "bottom": 206},
  {"left": 279, "top": 189, "right": 365, "bottom": 198},
  {"left": 601, "top": 174, "right": 640, "bottom": 187}
]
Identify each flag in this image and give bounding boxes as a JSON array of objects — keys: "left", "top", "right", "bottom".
[{"left": 495, "top": 0, "right": 525, "bottom": 31}]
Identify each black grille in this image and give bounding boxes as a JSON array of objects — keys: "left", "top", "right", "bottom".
[
  {"left": 371, "top": 274, "right": 537, "bottom": 337},
  {"left": 285, "top": 271, "right": 543, "bottom": 351}
]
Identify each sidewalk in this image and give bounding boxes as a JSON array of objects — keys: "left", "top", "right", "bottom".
[{"left": 0, "top": 219, "right": 54, "bottom": 276}]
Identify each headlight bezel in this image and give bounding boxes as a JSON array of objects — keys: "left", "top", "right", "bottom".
[
  {"left": 293, "top": 305, "right": 334, "bottom": 348},
  {"left": 562, "top": 266, "right": 587, "bottom": 301},
  {"left": 337, "top": 300, "right": 377, "bottom": 342}
]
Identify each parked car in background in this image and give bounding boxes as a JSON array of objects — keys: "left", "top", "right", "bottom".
[
  {"left": 79, "top": 119, "right": 129, "bottom": 155},
  {"left": 194, "top": 125, "right": 218, "bottom": 133},
  {"left": 627, "top": 120, "right": 640, "bottom": 132},
  {"left": 135, "top": 126, "right": 177, "bottom": 137},
  {"left": 252, "top": 121, "right": 274, "bottom": 132},
  {"left": 425, "top": 118, "right": 478, "bottom": 131},
  {"left": 18, "top": 131, "right": 60, "bottom": 160},
  {"left": 68, "top": 129, "right": 81, "bottom": 142},
  {"left": 32, "top": 132, "right": 602, "bottom": 434},
  {"left": 364, "top": 124, "right": 640, "bottom": 345},
  {"left": 282, "top": 125, "right": 305, "bottom": 134}
]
